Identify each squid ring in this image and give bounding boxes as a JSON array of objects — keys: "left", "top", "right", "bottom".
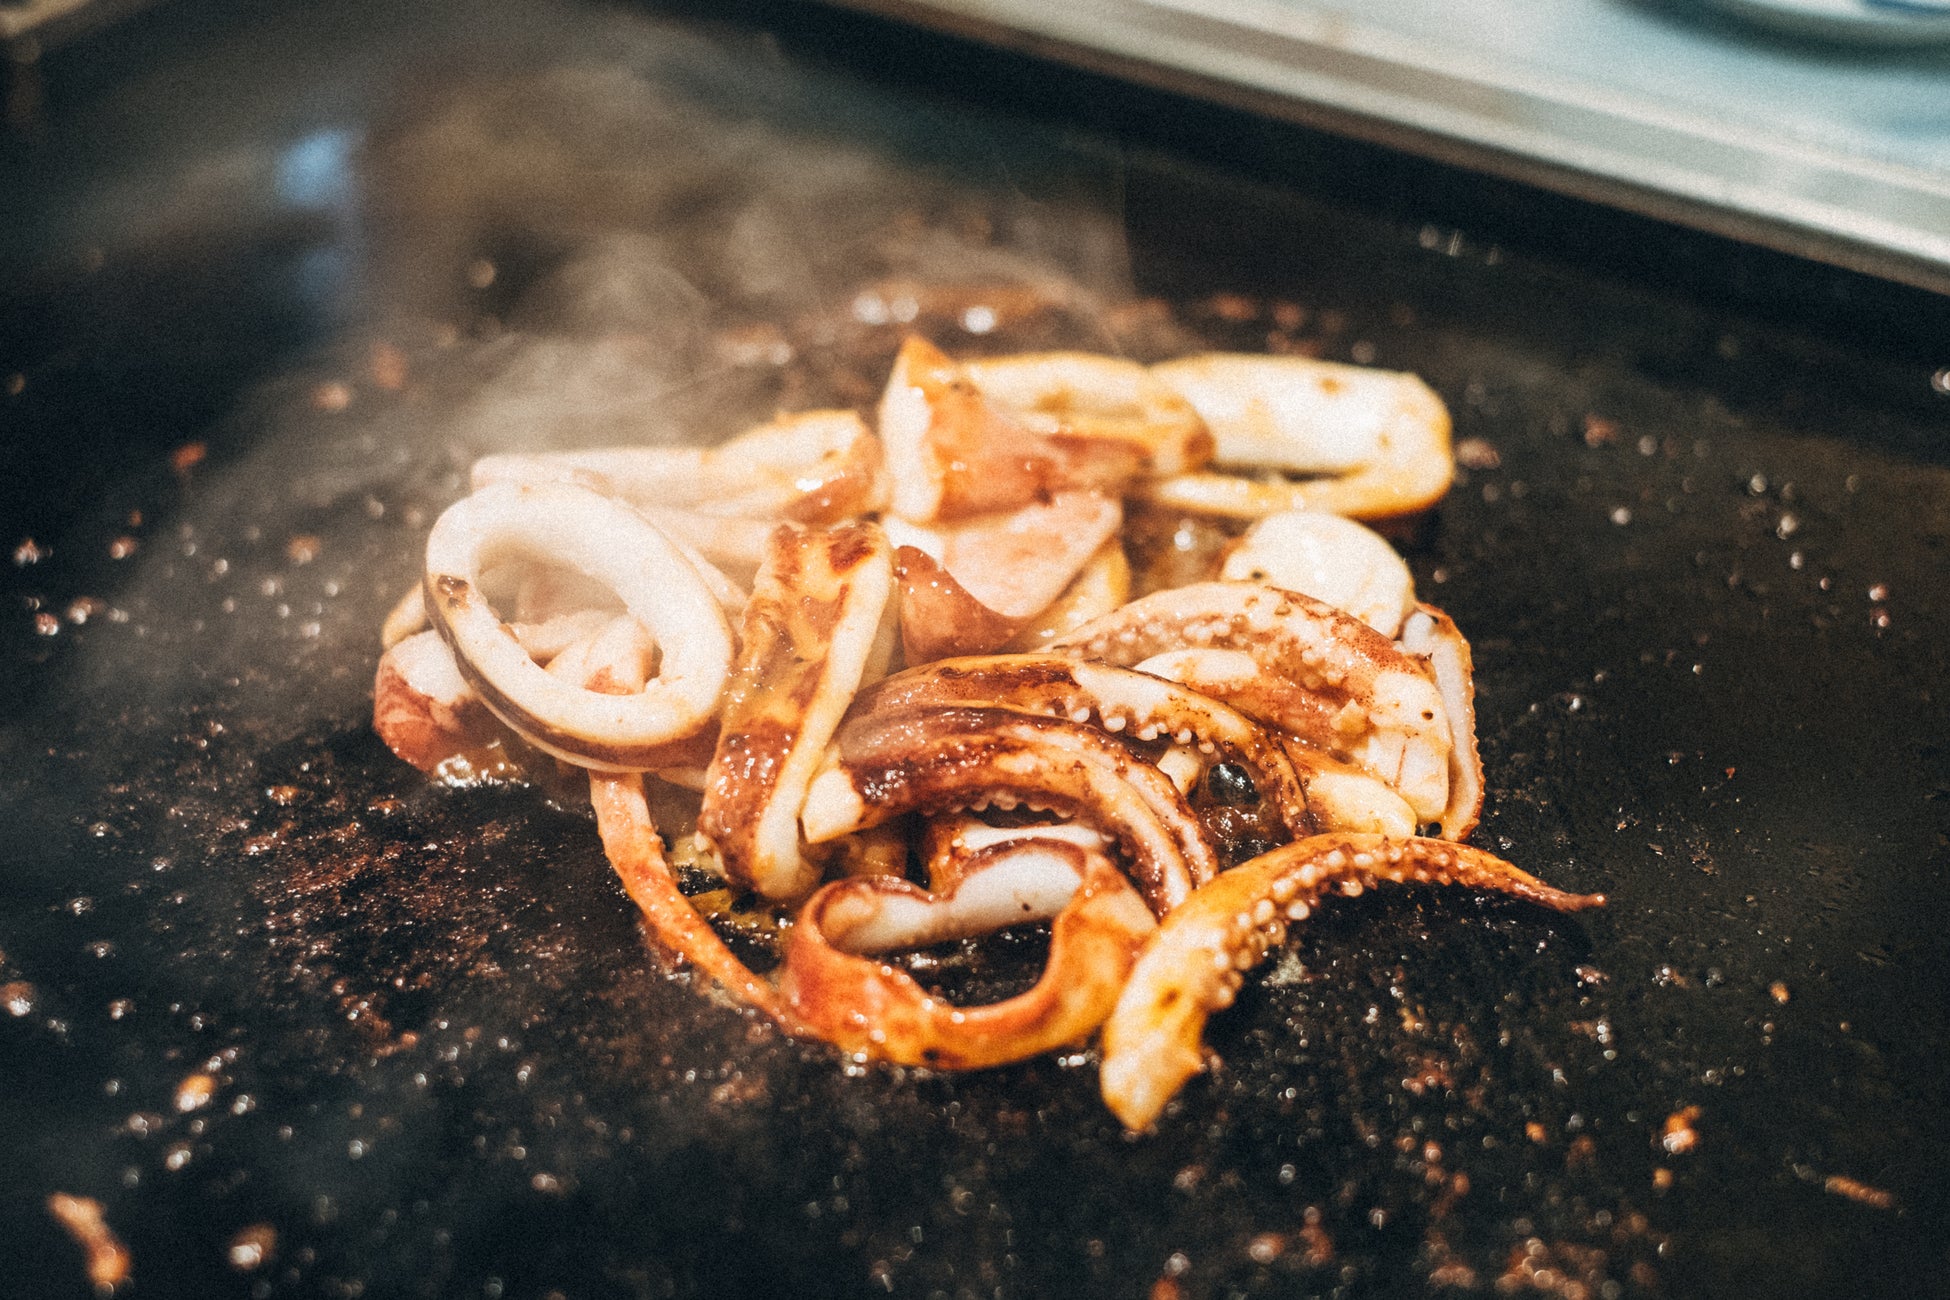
[
  {"left": 1099, "top": 833, "right": 1605, "bottom": 1131},
  {"left": 779, "top": 840, "right": 1157, "bottom": 1069},
  {"left": 424, "top": 481, "right": 734, "bottom": 770},
  {"left": 1142, "top": 354, "right": 1452, "bottom": 521}
]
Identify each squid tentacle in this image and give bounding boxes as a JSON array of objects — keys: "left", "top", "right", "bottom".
[
  {"left": 800, "top": 707, "right": 1213, "bottom": 915},
  {"left": 589, "top": 771, "right": 807, "bottom": 1033},
  {"left": 1098, "top": 833, "right": 1604, "bottom": 1131},
  {"left": 779, "top": 840, "right": 1157, "bottom": 1070},
  {"left": 1052, "top": 582, "right": 1454, "bottom": 825},
  {"left": 855, "top": 653, "right": 1315, "bottom": 848}
]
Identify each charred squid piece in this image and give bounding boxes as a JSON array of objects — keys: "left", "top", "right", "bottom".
[
  {"left": 1050, "top": 582, "right": 1454, "bottom": 825},
  {"left": 1098, "top": 834, "right": 1605, "bottom": 1131},
  {"left": 893, "top": 547, "right": 1023, "bottom": 664},
  {"left": 879, "top": 336, "right": 1210, "bottom": 523},
  {"left": 854, "top": 654, "right": 1314, "bottom": 853},
  {"left": 779, "top": 840, "right": 1157, "bottom": 1069},
  {"left": 471, "top": 410, "right": 887, "bottom": 524},
  {"left": 1000, "top": 538, "right": 1131, "bottom": 653},
  {"left": 800, "top": 706, "right": 1214, "bottom": 915},
  {"left": 423, "top": 481, "right": 734, "bottom": 770},
  {"left": 1397, "top": 603, "right": 1486, "bottom": 842},
  {"left": 697, "top": 522, "right": 896, "bottom": 902},
  {"left": 590, "top": 770, "right": 805, "bottom": 1032},
  {"left": 1142, "top": 353, "right": 1453, "bottom": 521},
  {"left": 888, "top": 490, "right": 1124, "bottom": 662}
]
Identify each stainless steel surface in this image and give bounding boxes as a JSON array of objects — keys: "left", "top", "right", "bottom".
[{"left": 826, "top": 0, "right": 1950, "bottom": 295}]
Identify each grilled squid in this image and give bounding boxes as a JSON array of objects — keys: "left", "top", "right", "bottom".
[
  {"left": 472, "top": 409, "right": 886, "bottom": 524},
  {"left": 879, "top": 336, "right": 1211, "bottom": 523},
  {"left": 1218, "top": 509, "right": 1417, "bottom": 639},
  {"left": 1050, "top": 582, "right": 1454, "bottom": 824},
  {"left": 697, "top": 521, "right": 896, "bottom": 901},
  {"left": 800, "top": 707, "right": 1212, "bottom": 915},
  {"left": 1099, "top": 834, "right": 1605, "bottom": 1130},
  {"left": 887, "top": 490, "right": 1123, "bottom": 662},
  {"left": 779, "top": 840, "right": 1156, "bottom": 1069},
  {"left": 853, "top": 654, "right": 1314, "bottom": 854},
  {"left": 372, "top": 629, "right": 490, "bottom": 773},
  {"left": 591, "top": 770, "right": 803, "bottom": 1029},
  {"left": 1143, "top": 353, "right": 1453, "bottom": 521},
  {"left": 1398, "top": 604, "right": 1486, "bottom": 841},
  {"left": 423, "top": 481, "right": 735, "bottom": 769},
  {"left": 371, "top": 330, "right": 1607, "bottom": 1133}
]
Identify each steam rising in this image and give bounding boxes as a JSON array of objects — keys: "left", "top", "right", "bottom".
[
  {"left": 73, "top": 1, "right": 1179, "bottom": 729},
  {"left": 354, "top": 11, "right": 1141, "bottom": 455}
]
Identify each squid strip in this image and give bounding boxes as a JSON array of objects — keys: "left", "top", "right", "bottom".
[
  {"left": 880, "top": 337, "right": 1207, "bottom": 523},
  {"left": 1218, "top": 509, "right": 1417, "bottom": 639},
  {"left": 697, "top": 522, "right": 896, "bottom": 900},
  {"left": 892, "top": 546, "right": 1024, "bottom": 664},
  {"left": 1143, "top": 353, "right": 1452, "bottom": 521}
]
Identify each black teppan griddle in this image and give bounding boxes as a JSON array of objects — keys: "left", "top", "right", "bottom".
[{"left": 2, "top": 2, "right": 1947, "bottom": 1297}]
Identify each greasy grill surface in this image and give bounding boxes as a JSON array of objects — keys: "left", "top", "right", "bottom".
[{"left": 3, "top": 1, "right": 1948, "bottom": 1296}]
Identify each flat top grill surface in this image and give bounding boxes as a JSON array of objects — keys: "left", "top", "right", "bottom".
[{"left": 1, "top": 2, "right": 1947, "bottom": 1297}]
